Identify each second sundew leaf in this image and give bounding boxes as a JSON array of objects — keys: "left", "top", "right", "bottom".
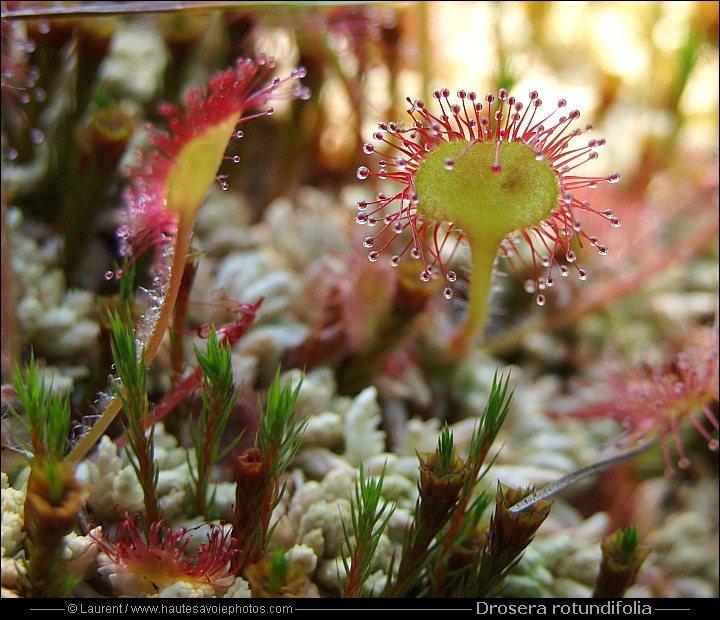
[
  {"left": 356, "top": 88, "right": 622, "bottom": 355},
  {"left": 65, "top": 57, "right": 309, "bottom": 465},
  {"left": 165, "top": 115, "right": 241, "bottom": 221}
]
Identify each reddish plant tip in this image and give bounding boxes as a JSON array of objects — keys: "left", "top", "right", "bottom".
[
  {"left": 555, "top": 328, "right": 719, "bottom": 476},
  {"left": 67, "top": 58, "right": 309, "bottom": 467},
  {"left": 356, "top": 88, "right": 621, "bottom": 341},
  {"left": 113, "top": 55, "right": 310, "bottom": 279},
  {"left": 67, "top": 58, "right": 308, "bottom": 466},
  {"left": 93, "top": 514, "right": 238, "bottom": 594}
]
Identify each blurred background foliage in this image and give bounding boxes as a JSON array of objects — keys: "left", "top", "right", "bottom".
[{"left": 2, "top": 0, "right": 718, "bottom": 377}]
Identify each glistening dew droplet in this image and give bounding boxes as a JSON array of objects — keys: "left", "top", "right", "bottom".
[{"left": 355, "top": 87, "right": 622, "bottom": 351}]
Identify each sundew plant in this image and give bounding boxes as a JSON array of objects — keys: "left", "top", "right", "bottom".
[
  {"left": 1, "top": 1, "right": 718, "bottom": 603},
  {"left": 355, "top": 87, "right": 621, "bottom": 354}
]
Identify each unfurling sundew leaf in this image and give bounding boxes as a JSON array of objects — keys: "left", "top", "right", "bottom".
[{"left": 65, "top": 57, "right": 309, "bottom": 465}]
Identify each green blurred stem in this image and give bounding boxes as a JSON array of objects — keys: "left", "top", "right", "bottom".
[{"left": 452, "top": 238, "right": 499, "bottom": 356}]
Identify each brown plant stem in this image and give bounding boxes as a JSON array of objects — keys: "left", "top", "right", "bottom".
[
  {"left": 389, "top": 447, "right": 466, "bottom": 597},
  {"left": 232, "top": 448, "right": 272, "bottom": 572},
  {"left": 428, "top": 457, "right": 487, "bottom": 597},
  {"left": 23, "top": 460, "right": 85, "bottom": 597},
  {"left": 593, "top": 526, "right": 650, "bottom": 598}
]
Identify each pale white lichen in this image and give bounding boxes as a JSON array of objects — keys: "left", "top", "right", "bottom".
[
  {"left": 286, "top": 479, "right": 323, "bottom": 524},
  {"left": 343, "top": 386, "right": 385, "bottom": 466},
  {"left": 99, "top": 19, "right": 169, "bottom": 102},
  {"left": 1, "top": 558, "right": 25, "bottom": 592},
  {"left": 113, "top": 465, "right": 146, "bottom": 513},
  {"left": 26, "top": 270, "right": 97, "bottom": 356},
  {"left": 396, "top": 417, "right": 442, "bottom": 457},
  {"left": 286, "top": 543, "right": 318, "bottom": 577},
  {"left": 297, "top": 527, "right": 325, "bottom": 560},
  {"left": 265, "top": 187, "right": 350, "bottom": 271},
  {"left": 281, "top": 366, "right": 337, "bottom": 420},
  {"left": 361, "top": 569, "right": 388, "bottom": 597},
  {"left": 77, "top": 426, "right": 196, "bottom": 522},
  {"left": 282, "top": 470, "right": 354, "bottom": 560},
  {"left": 1, "top": 473, "right": 25, "bottom": 559},
  {"left": 301, "top": 411, "right": 344, "bottom": 448},
  {"left": 62, "top": 528, "right": 101, "bottom": 579},
  {"left": 192, "top": 186, "right": 255, "bottom": 256},
  {"left": 159, "top": 487, "right": 189, "bottom": 522},
  {"left": 157, "top": 579, "right": 216, "bottom": 598},
  {"left": 233, "top": 324, "right": 310, "bottom": 384},
  {"left": 94, "top": 552, "right": 147, "bottom": 596},
  {"left": 362, "top": 453, "right": 399, "bottom": 476},
  {"left": 275, "top": 463, "right": 406, "bottom": 597},
  {"left": 316, "top": 468, "right": 355, "bottom": 503},
  {"left": 1, "top": 473, "right": 26, "bottom": 591},
  {"left": 156, "top": 467, "right": 191, "bottom": 496},
  {"left": 221, "top": 577, "right": 252, "bottom": 598},
  {"left": 9, "top": 208, "right": 99, "bottom": 376},
  {"left": 371, "top": 473, "right": 416, "bottom": 509},
  {"left": 293, "top": 447, "right": 355, "bottom": 480},
  {"left": 642, "top": 510, "right": 719, "bottom": 597},
  {"left": 33, "top": 297, "right": 99, "bottom": 360},
  {"left": 208, "top": 482, "right": 237, "bottom": 522},
  {"left": 297, "top": 499, "right": 351, "bottom": 558},
  {"left": 555, "top": 544, "right": 605, "bottom": 587},
  {"left": 75, "top": 436, "right": 124, "bottom": 521},
  {"left": 211, "top": 250, "right": 299, "bottom": 322},
  {"left": 503, "top": 510, "right": 610, "bottom": 598}
]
